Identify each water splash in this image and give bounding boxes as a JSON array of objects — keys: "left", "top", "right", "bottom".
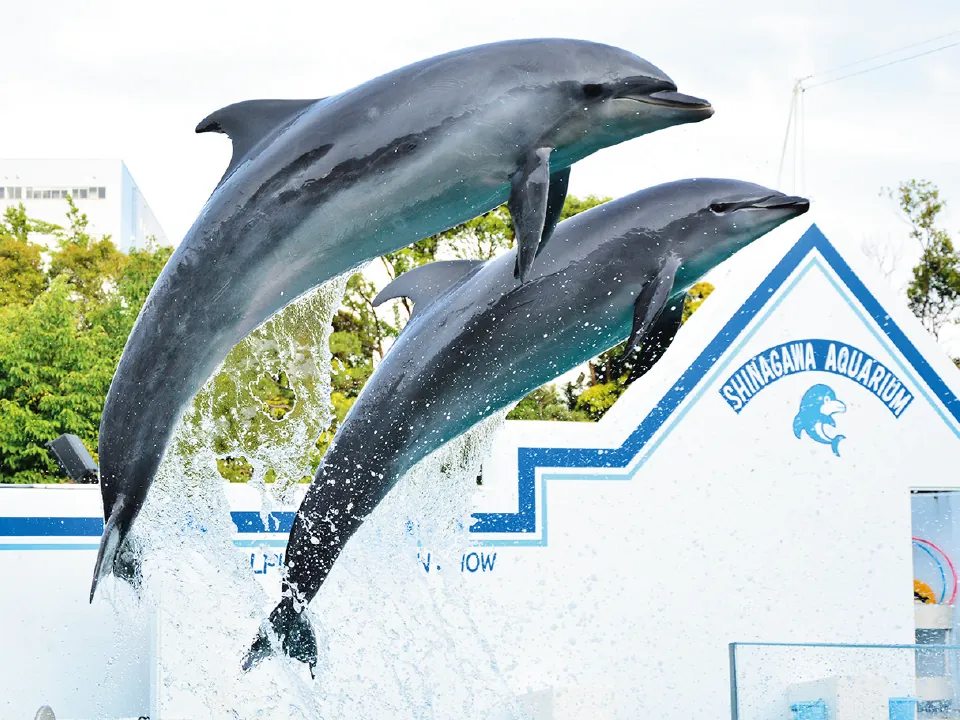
[
  {"left": 300, "top": 409, "right": 522, "bottom": 718},
  {"left": 120, "top": 275, "right": 525, "bottom": 718}
]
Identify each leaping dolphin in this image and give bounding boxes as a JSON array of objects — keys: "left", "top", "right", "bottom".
[
  {"left": 91, "top": 39, "right": 715, "bottom": 599},
  {"left": 242, "top": 178, "right": 810, "bottom": 673}
]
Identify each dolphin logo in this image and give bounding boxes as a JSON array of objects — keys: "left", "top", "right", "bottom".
[
  {"left": 241, "top": 178, "right": 809, "bottom": 673},
  {"left": 91, "top": 39, "right": 715, "bottom": 600},
  {"left": 793, "top": 384, "right": 846, "bottom": 457}
]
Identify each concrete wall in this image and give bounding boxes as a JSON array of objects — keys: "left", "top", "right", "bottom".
[{"left": 0, "top": 486, "right": 151, "bottom": 719}]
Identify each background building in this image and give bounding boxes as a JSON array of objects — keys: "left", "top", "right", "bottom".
[{"left": 0, "top": 159, "right": 169, "bottom": 251}]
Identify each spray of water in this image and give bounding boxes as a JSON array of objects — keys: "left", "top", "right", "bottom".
[
  {"left": 299, "top": 409, "right": 522, "bottom": 718},
  {"left": 117, "top": 275, "right": 525, "bottom": 718}
]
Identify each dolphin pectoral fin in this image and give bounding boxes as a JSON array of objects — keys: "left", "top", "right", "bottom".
[
  {"left": 196, "top": 98, "right": 322, "bottom": 186},
  {"left": 372, "top": 259, "right": 486, "bottom": 320},
  {"left": 626, "top": 292, "right": 685, "bottom": 382},
  {"left": 535, "top": 167, "right": 571, "bottom": 258},
  {"left": 509, "top": 147, "right": 554, "bottom": 282},
  {"left": 626, "top": 254, "right": 681, "bottom": 356}
]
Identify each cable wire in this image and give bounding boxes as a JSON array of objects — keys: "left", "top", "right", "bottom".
[
  {"left": 806, "top": 40, "right": 960, "bottom": 89},
  {"left": 807, "top": 30, "right": 960, "bottom": 80}
]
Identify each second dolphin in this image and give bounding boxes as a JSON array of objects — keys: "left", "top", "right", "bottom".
[{"left": 242, "top": 178, "right": 809, "bottom": 672}]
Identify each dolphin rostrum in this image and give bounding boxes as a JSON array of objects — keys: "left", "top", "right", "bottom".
[
  {"left": 91, "top": 39, "right": 715, "bottom": 599},
  {"left": 242, "top": 178, "right": 810, "bottom": 672}
]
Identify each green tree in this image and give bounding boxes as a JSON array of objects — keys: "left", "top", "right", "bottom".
[
  {"left": 683, "top": 281, "right": 715, "bottom": 322},
  {"left": 0, "top": 200, "right": 173, "bottom": 483},
  {"left": 0, "top": 233, "right": 46, "bottom": 306},
  {"left": 0, "top": 204, "right": 59, "bottom": 307},
  {"left": 885, "top": 180, "right": 960, "bottom": 340},
  {"left": 0, "top": 203, "right": 60, "bottom": 243},
  {"left": 0, "top": 278, "right": 117, "bottom": 481},
  {"left": 47, "top": 196, "right": 126, "bottom": 309},
  {"left": 508, "top": 384, "right": 591, "bottom": 422}
]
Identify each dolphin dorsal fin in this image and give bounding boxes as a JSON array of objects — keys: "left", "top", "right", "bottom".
[
  {"left": 196, "top": 98, "right": 321, "bottom": 187},
  {"left": 373, "top": 260, "right": 486, "bottom": 319}
]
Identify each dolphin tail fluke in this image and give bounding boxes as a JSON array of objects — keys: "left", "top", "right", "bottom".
[
  {"left": 831, "top": 434, "right": 845, "bottom": 457},
  {"left": 90, "top": 513, "right": 122, "bottom": 602},
  {"left": 242, "top": 597, "right": 318, "bottom": 677}
]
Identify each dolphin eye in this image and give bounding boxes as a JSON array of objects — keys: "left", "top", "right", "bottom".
[
  {"left": 583, "top": 83, "right": 604, "bottom": 99},
  {"left": 709, "top": 202, "right": 732, "bottom": 214}
]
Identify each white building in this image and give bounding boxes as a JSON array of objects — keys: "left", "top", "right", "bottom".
[{"left": 0, "top": 158, "right": 169, "bottom": 251}]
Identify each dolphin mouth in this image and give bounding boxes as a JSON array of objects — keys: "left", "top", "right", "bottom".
[
  {"left": 823, "top": 399, "right": 846, "bottom": 415},
  {"left": 628, "top": 90, "right": 714, "bottom": 114},
  {"left": 748, "top": 195, "right": 810, "bottom": 211}
]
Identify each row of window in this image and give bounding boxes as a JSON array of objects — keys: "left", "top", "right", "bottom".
[{"left": 0, "top": 186, "right": 107, "bottom": 201}]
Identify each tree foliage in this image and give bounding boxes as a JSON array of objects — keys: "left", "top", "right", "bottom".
[
  {"left": 885, "top": 180, "right": 960, "bottom": 339},
  {"left": 0, "top": 200, "right": 172, "bottom": 482}
]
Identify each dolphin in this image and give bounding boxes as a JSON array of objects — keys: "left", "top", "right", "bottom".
[
  {"left": 90, "top": 38, "right": 715, "bottom": 599},
  {"left": 793, "top": 384, "right": 846, "bottom": 456},
  {"left": 241, "top": 178, "right": 809, "bottom": 672}
]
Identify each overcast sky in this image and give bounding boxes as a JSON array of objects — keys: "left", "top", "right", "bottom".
[{"left": 3, "top": 0, "right": 959, "bottom": 348}]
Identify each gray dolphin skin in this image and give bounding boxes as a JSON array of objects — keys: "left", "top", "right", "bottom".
[
  {"left": 90, "top": 38, "right": 715, "bottom": 599},
  {"left": 242, "top": 178, "right": 809, "bottom": 673}
]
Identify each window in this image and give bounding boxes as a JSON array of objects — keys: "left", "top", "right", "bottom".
[
  {"left": 42, "top": 190, "right": 51, "bottom": 199},
  {"left": 79, "top": 189, "right": 87, "bottom": 199},
  {"left": 25, "top": 188, "right": 32, "bottom": 199},
  {"left": 98, "top": 186, "right": 106, "bottom": 199},
  {"left": 72, "top": 188, "right": 80, "bottom": 198},
  {"left": 51, "top": 190, "right": 60, "bottom": 199},
  {"left": 13, "top": 187, "right": 21, "bottom": 199},
  {"left": 0, "top": 187, "right": 4, "bottom": 200},
  {"left": 88, "top": 187, "right": 97, "bottom": 197}
]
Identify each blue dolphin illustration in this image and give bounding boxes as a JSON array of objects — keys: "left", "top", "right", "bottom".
[{"left": 793, "top": 384, "right": 846, "bottom": 457}]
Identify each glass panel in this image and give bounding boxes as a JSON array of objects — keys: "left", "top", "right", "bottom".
[{"left": 730, "top": 643, "right": 955, "bottom": 718}]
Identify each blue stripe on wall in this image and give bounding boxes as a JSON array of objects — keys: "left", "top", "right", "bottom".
[{"left": 0, "top": 511, "right": 295, "bottom": 537}]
